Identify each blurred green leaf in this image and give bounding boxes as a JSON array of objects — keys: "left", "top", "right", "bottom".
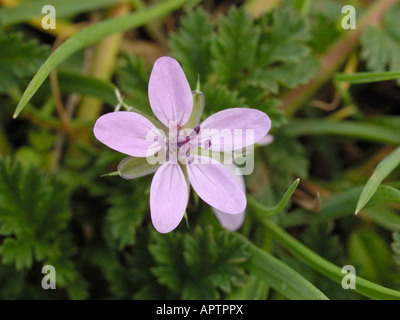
[
  {"left": 0, "top": 237, "right": 34, "bottom": 270},
  {"left": 356, "top": 147, "right": 400, "bottom": 214},
  {"left": 361, "top": 3, "right": 400, "bottom": 85},
  {"left": 0, "top": 0, "right": 127, "bottom": 26},
  {"left": 201, "top": 84, "right": 246, "bottom": 117},
  {"left": 245, "top": 237, "right": 329, "bottom": 300},
  {"left": 264, "top": 133, "right": 308, "bottom": 198},
  {"left": 226, "top": 275, "right": 268, "bottom": 300},
  {"left": 258, "top": 219, "right": 400, "bottom": 300},
  {"left": 246, "top": 55, "right": 319, "bottom": 94},
  {"left": 58, "top": 71, "right": 117, "bottom": 105},
  {"left": 392, "top": 229, "right": 400, "bottom": 267},
  {"left": 257, "top": 6, "right": 311, "bottom": 64},
  {"left": 283, "top": 185, "right": 400, "bottom": 231},
  {"left": 13, "top": 0, "right": 189, "bottom": 118},
  {"left": 283, "top": 120, "right": 400, "bottom": 145},
  {"left": 0, "top": 158, "right": 87, "bottom": 298},
  {"left": 365, "top": 184, "right": 400, "bottom": 209},
  {"left": 0, "top": 32, "right": 49, "bottom": 93},
  {"left": 348, "top": 228, "right": 395, "bottom": 285},
  {"left": 150, "top": 226, "right": 250, "bottom": 299},
  {"left": 169, "top": 8, "right": 214, "bottom": 86},
  {"left": 249, "top": 178, "right": 300, "bottom": 217},
  {"left": 106, "top": 184, "right": 148, "bottom": 249},
  {"left": 0, "top": 158, "right": 69, "bottom": 266},
  {"left": 211, "top": 7, "right": 260, "bottom": 87},
  {"left": 117, "top": 53, "right": 151, "bottom": 114},
  {"left": 334, "top": 71, "right": 400, "bottom": 84}
]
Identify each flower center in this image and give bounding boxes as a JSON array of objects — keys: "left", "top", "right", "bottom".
[
  {"left": 167, "top": 125, "right": 212, "bottom": 164},
  {"left": 176, "top": 125, "right": 200, "bottom": 148}
]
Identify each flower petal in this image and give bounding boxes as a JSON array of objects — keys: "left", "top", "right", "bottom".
[
  {"left": 199, "top": 108, "right": 271, "bottom": 151},
  {"left": 150, "top": 161, "right": 188, "bottom": 233},
  {"left": 94, "top": 111, "right": 162, "bottom": 157},
  {"left": 214, "top": 209, "right": 245, "bottom": 231},
  {"left": 257, "top": 134, "right": 274, "bottom": 146},
  {"left": 187, "top": 156, "right": 246, "bottom": 214},
  {"left": 148, "top": 56, "right": 193, "bottom": 127},
  {"left": 212, "top": 163, "right": 246, "bottom": 231}
]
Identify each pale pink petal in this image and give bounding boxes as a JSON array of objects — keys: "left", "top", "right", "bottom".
[
  {"left": 187, "top": 156, "right": 246, "bottom": 214},
  {"left": 257, "top": 134, "right": 274, "bottom": 146},
  {"left": 214, "top": 207, "right": 245, "bottom": 231},
  {"left": 212, "top": 163, "right": 246, "bottom": 231},
  {"left": 199, "top": 108, "right": 271, "bottom": 151},
  {"left": 94, "top": 111, "right": 162, "bottom": 157},
  {"left": 150, "top": 161, "right": 189, "bottom": 233},
  {"left": 148, "top": 56, "right": 193, "bottom": 127}
]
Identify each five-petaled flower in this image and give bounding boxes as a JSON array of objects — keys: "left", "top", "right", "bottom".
[{"left": 94, "top": 56, "right": 271, "bottom": 233}]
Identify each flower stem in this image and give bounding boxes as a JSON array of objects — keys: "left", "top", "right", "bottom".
[{"left": 255, "top": 215, "right": 400, "bottom": 300}]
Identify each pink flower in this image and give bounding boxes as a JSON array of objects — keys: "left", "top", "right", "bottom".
[{"left": 94, "top": 57, "right": 271, "bottom": 233}]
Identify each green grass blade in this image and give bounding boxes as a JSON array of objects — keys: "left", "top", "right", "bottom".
[
  {"left": 248, "top": 178, "right": 300, "bottom": 217},
  {"left": 356, "top": 146, "right": 400, "bottom": 214},
  {"left": 13, "top": 0, "right": 188, "bottom": 119},
  {"left": 258, "top": 218, "right": 400, "bottom": 300},
  {"left": 226, "top": 275, "right": 268, "bottom": 300},
  {"left": 234, "top": 234, "right": 329, "bottom": 300},
  {"left": 282, "top": 185, "right": 400, "bottom": 231},
  {"left": 283, "top": 120, "right": 400, "bottom": 145},
  {"left": 363, "top": 207, "right": 400, "bottom": 232},
  {"left": 58, "top": 71, "right": 117, "bottom": 105},
  {"left": 334, "top": 71, "right": 400, "bottom": 84},
  {"left": 0, "top": 0, "right": 126, "bottom": 26}
]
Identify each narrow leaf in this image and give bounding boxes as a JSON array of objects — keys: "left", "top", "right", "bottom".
[
  {"left": 334, "top": 71, "right": 400, "bottom": 84},
  {"left": 237, "top": 235, "right": 328, "bottom": 300},
  {"left": 0, "top": 0, "right": 128, "bottom": 26},
  {"left": 283, "top": 120, "right": 400, "bottom": 145},
  {"left": 249, "top": 178, "right": 300, "bottom": 217},
  {"left": 356, "top": 146, "right": 400, "bottom": 214},
  {"left": 13, "top": 0, "right": 188, "bottom": 118},
  {"left": 257, "top": 218, "right": 400, "bottom": 300}
]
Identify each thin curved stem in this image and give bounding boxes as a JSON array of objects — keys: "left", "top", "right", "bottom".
[{"left": 254, "top": 213, "right": 400, "bottom": 300}]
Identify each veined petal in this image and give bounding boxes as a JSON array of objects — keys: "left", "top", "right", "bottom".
[
  {"left": 150, "top": 161, "right": 188, "bottom": 233},
  {"left": 187, "top": 156, "right": 246, "bottom": 214},
  {"left": 94, "top": 111, "right": 162, "bottom": 157},
  {"left": 212, "top": 163, "right": 246, "bottom": 231},
  {"left": 199, "top": 108, "right": 271, "bottom": 151},
  {"left": 148, "top": 56, "right": 193, "bottom": 127}
]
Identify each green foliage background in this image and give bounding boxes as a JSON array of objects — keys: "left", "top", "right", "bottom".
[{"left": 0, "top": 0, "right": 400, "bottom": 300}]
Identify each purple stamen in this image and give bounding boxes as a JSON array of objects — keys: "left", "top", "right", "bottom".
[
  {"left": 176, "top": 126, "right": 200, "bottom": 149},
  {"left": 187, "top": 155, "right": 195, "bottom": 164}
]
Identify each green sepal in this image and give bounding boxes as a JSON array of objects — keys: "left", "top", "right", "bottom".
[
  {"left": 117, "top": 156, "right": 160, "bottom": 180},
  {"left": 184, "top": 89, "right": 204, "bottom": 129}
]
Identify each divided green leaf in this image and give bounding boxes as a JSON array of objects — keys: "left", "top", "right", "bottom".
[
  {"left": 0, "top": 33, "right": 49, "bottom": 93},
  {"left": 169, "top": 8, "right": 214, "bottom": 86},
  {"left": 361, "top": 3, "right": 400, "bottom": 84}
]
